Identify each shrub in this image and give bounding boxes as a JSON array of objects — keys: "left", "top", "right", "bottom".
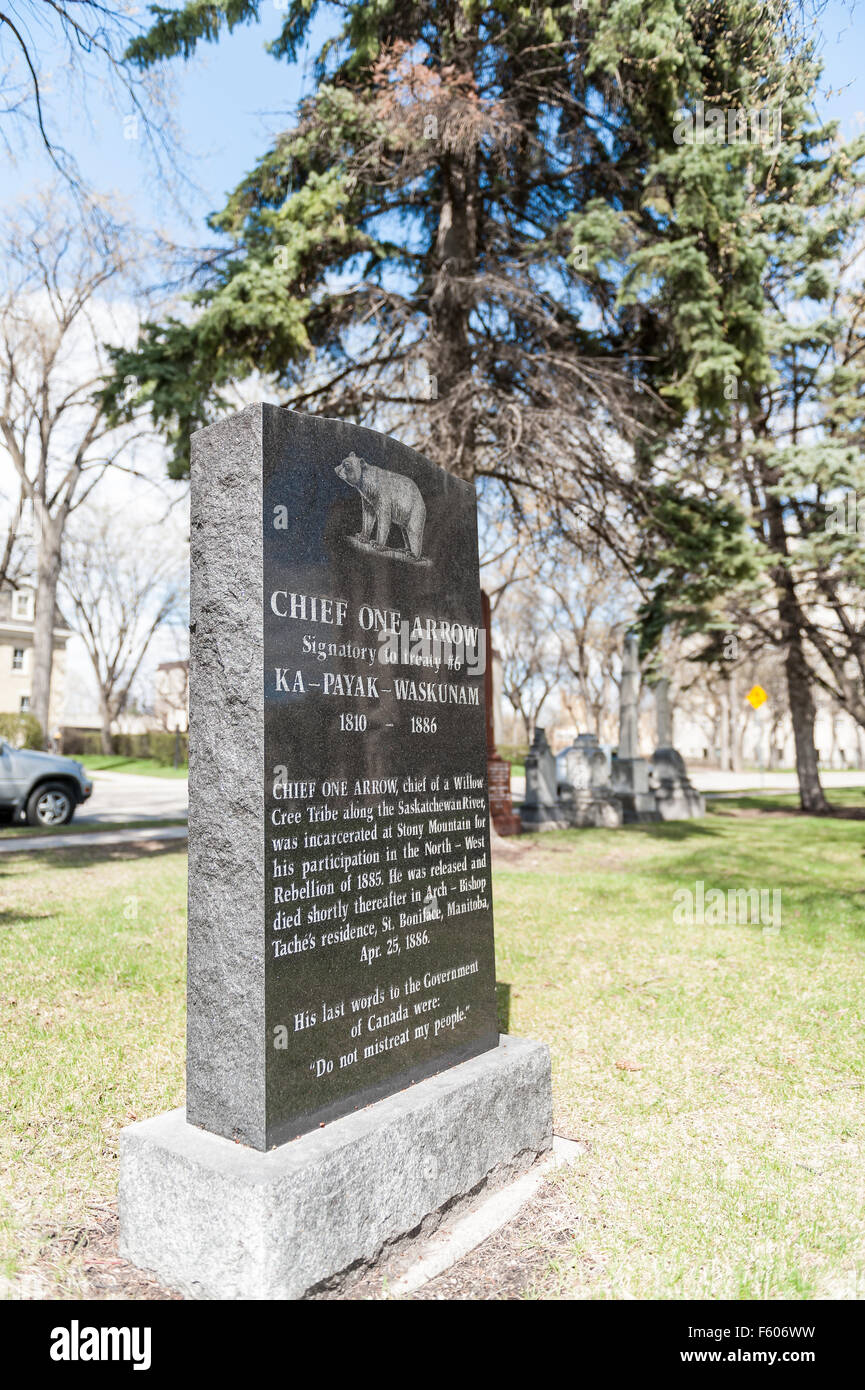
[
  {"left": 149, "top": 730, "right": 188, "bottom": 766},
  {"left": 497, "top": 743, "right": 529, "bottom": 766},
  {"left": 113, "top": 732, "right": 153, "bottom": 759},
  {"left": 0, "top": 712, "right": 44, "bottom": 749},
  {"left": 60, "top": 727, "right": 188, "bottom": 765}
]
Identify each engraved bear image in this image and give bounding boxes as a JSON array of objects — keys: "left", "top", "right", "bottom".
[{"left": 334, "top": 451, "right": 427, "bottom": 561}]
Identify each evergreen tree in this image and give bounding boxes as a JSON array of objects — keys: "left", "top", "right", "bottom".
[
  {"left": 568, "top": 0, "right": 865, "bottom": 809},
  {"left": 107, "top": 0, "right": 865, "bottom": 808},
  {"left": 106, "top": 0, "right": 759, "bottom": 567}
]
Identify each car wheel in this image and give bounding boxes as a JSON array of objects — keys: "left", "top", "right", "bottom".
[{"left": 26, "top": 783, "right": 75, "bottom": 828}]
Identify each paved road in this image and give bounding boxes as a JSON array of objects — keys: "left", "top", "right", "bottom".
[
  {"left": 76, "top": 771, "right": 189, "bottom": 824},
  {"left": 689, "top": 769, "right": 865, "bottom": 795},
  {"left": 10, "top": 765, "right": 863, "bottom": 841},
  {"left": 509, "top": 768, "right": 865, "bottom": 799}
]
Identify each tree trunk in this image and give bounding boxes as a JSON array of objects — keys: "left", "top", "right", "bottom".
[
  {"left": 762, "top": 486, "right": 828, "bottom": 812},
  {"left": 719, "top": 686, "right": 730, "bottom": 769},
  {"left": 428, "top": 142, "right": 478, "bottom": 479},
  {"left": 30, "top": 519, "right": 63, "bottom": 747},
  {"left": 784, "top": 623, "right": 828, "bottom": 811},
  {"left": 99, "top": 705, "right": 114, "bottom": 756},
  {"left": 728, "top": 669, "right": 743, "bottom": 772}
]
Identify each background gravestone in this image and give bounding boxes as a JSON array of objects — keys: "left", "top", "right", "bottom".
[
  {"left": 558, "top": 732, "right": 623, "bottom": 828},
  {"left": 610, "top": 631, "right": 660, "bottom": 823},
  {"left": 520, "top": 726, "right": 569, "bottom": 830},
  {"left": 650, "top": 676, "right": 706, "bottom": 820},
  {"left": 119, "top": 405, "right": 552, "bottom": 1298}
]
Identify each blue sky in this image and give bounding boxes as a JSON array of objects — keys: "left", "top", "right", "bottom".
[
  {"left": 2, "top": 1, "right": 864, "bottom": 241},
  {"left": 0, "top": 6, "right": 334, "bottom": 236}
]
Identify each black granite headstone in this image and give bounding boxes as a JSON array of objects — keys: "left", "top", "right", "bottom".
[{"left": 189, "top": 405, "right": 498, "bottom": 1149}]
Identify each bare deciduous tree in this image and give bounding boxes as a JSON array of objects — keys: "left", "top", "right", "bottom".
[
  {"left": 0, "top": 190, "right": 154, "bottom": 741},
  {"left": 494, "top": 578, "right": 563, "bottom": 746},
  {"left": 60, "top": 510, "right": 187, "bottom": 753},
  {"left": 0, "top": 1, "right": 181, "bottom": 191}
]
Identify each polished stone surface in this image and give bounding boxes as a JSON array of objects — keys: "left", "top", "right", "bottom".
[{"left": 189, "top": 405, "right": 499, "bottom": 1150}]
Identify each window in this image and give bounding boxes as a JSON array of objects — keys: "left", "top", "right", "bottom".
[
  {"left": 12, "top": 590, "right": 34, "bottom": 621},
  {"left": 19, "top": 696, "right": 30, "bottom": 712},
  {"left": 12, "top": 648, "right": 24, "bottom": 671}
]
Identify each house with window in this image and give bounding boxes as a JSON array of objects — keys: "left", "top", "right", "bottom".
[{"left": 0, "top": 582, "right": 72, "bottom": 736}]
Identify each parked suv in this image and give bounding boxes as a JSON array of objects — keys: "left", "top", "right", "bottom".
[{"left": 0, "top": 743, "right": 93, "bottom": 827}]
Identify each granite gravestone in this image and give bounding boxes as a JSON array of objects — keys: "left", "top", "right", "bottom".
[
  {"left": 610, "top": 631, "right": 660, "bottom": 823},
  {"left": 558, "top": 733, "right": 622, "bottom": 828},
  {"left": 119, "top": 405, "right": 551, "bottom": 1299},
  {"left": 650, "top": 676, "right": 706, "bottom": 820},
  {"left": 520, "top": 726, "right": 569, "bottom": 830}
]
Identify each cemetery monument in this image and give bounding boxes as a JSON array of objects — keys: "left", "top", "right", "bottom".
[
  {"left": 520, "top": 726, "right": 570, "bottom": 830},
  {"left": 610, "top": 631, "right": 660, "bottom": 823},
  {"left": 117, "top": 404, "right": 552, "bottom": 1299},
  {"left": 650, "top": 676, "right": 706, "bottom": 819},
  {"left": 558, "top": 732, "right": 623, "bottom": 828}
]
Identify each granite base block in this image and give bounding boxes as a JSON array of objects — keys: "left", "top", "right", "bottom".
[
  {"left": 519, "top": 806, "right": 571, "bottom": 831},
  {"left": 654, "top": 782, "right": 706, "bottom": 820},
  {"left": 560, "top": 790, "right": 623, "bottom": 829},
  {"left": 614, "top": 791, "right": 662, "bottom": 824},
  {"left": 119, "top": 1036, "right": 552, "bottom": 1300}
]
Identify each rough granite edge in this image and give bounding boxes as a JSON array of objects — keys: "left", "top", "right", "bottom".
[
  {"left": 119, "top": 1036, "right": 552, "bottom": 1300},
  {"left": 188, "top": 404, "right": 266, "bottom": 1148}
]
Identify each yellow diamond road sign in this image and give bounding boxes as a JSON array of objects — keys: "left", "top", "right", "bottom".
[{"left": 746, "top": 684, "right": 768, "bottom": 710}]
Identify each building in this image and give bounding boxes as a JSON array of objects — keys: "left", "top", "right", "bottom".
[
  {"left": 0, "top": 582, "right": 71, "bottom": 736},
  {"left": 154, "top": 660, "right": 189, "bottom": 733}
]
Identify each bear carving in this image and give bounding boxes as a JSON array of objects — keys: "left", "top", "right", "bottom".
[{"left": 334, "top": 451, "right": 426, "bottom": 560}]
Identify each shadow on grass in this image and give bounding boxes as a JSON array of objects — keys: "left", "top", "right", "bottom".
[
  {"left": 708, "top": 794, "right": 865, "bottom": 820},
  {"left": 619, "top": 820, "right": 722, "bottom": 840},
  {"left": 0, "top": 841, "right": 188, "bottom": 876},
  {"left": 0, "top": 908, "right": 56, "bottom": 925},
  {"left": 631, "top": 844, "right": 865, "bottom": 938},
  {"left": 496, "top": 981, "right": 511, "bottom": 1033},
  {"left": 0, "top": 819, "right": 188, "bottom": 840}
]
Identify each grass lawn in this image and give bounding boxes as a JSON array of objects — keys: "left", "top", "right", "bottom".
[
  {"left": 1, "top": 798, "right": 862, "bottom": 1298},
  {"left": 80, "top": 756, "right": 188, "bottom": 779},
  {"left": 0, "top": 842, "right": 187, "bottom": 1296}
]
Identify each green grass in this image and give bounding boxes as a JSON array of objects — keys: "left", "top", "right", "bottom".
[
  {"left": 80, "top": 755, "right": 188, "bottom": 778},
  {"left": 0, "top": 800, "right": 863, "bottom": 1298},
  {"left": 0, "top": 843, "right": 187, "bottom": 1295},
  {"left": 496, "top": 806, "right": 865, "bottom": 1299}
]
